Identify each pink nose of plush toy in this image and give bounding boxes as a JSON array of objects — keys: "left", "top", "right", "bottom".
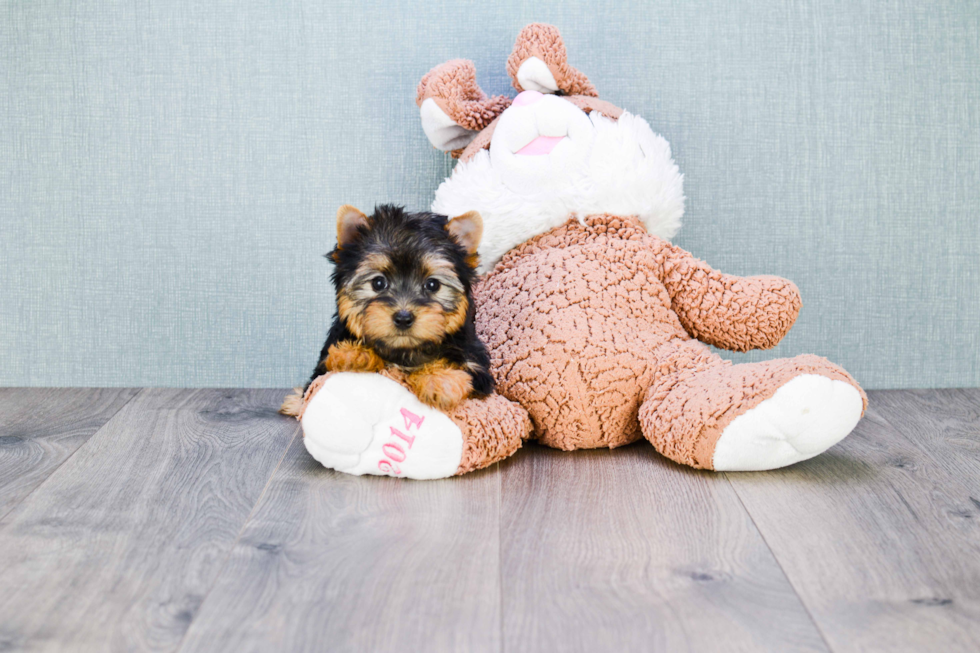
[{"left": 513, "top": 90, "right": 545, "bottom": 107}]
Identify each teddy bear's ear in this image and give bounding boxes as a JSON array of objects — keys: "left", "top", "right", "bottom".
[
  {"left": 445, "top": 210, "right": 483, "bottom": 258},
  {"left": 506, "top": 24, "right": 598, "bottom": 97},
  {"left": 416, "top": 60, "right": 512, "bottom": 153},
  {"left": 336, "top": 205, "right": 370, "bottom": 248}
]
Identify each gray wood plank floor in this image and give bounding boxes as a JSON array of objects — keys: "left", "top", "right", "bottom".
[
  {"left": 0, "top": 388, "right": 139, "bottom": 520},
  {"left": 498, "top": 445, "right": 828, "bottom": 652},
  {"left": 0, "top": 388, "right": 977, "bottom": 652},
  {"left": 179, "top": 437, "right": 502, "bottom": 653},
  {"left": 727, "top": 395, "right": 980, "bottom": 652},
  {"left": 0, "top": 389, "right": 297, "bottom": 652}
]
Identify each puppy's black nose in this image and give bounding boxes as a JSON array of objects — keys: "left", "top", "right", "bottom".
[{"left": 393, "top": 310, "right": 415, "bottom": 330}]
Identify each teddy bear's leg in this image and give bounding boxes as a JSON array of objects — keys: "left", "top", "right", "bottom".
[
  {"left": 296, "top": 371, "right": 530, "bottom": 480},
  {"left": 638, "top": 340, "right": 867, "bottom": 471}
]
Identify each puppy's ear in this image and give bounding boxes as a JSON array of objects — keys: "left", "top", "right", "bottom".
[
  {"left": 336, "top": 205, "right": 370, "bottom": 248},
  {"left": 446, "top": 210, "right": 483, "bottom": 256}
]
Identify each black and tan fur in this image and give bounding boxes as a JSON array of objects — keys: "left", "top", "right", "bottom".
[{"left": 280, "top": 204, "right": 493, "bottom": 415}]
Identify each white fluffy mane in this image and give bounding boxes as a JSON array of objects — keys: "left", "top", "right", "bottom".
[{"left": 431, "top": 111, "right": 685, "bottom": 273}]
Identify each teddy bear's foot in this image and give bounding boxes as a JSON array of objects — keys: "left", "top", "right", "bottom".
[
  {"left": 296, "top": 371, "right": 531, "bottom": 479},
  {"left": 299, "top": 372, "right": 464, "bottom": 479},
  {"left": 640, "top": 349, "right": 867, "bottom": 471},
  {"left": 711, "top": 373, "right": 864, "bottom": 471}
]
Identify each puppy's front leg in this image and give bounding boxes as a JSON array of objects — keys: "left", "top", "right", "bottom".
[
  {"left": 324, "top": 340, "right": 386, "bottom": 373},
  {"left": 406, "top": 360, "right": 473, "bottom": 411},
  {"left": 280, "top": 340, "right": 383, "bottom": 417}
]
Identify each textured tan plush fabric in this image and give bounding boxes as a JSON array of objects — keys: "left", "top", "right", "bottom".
[
  {"left": 475, "top": 214, "right": 865, "bottom": 465},
  {"left": 445, "top": 389, "right": 531, "bottom": 475},
  {"left": 299, "top": 369, "right": 530, "bottom": 476},
  {"left": 505, "top": 23, "right": 598, "bottom": 97},
  {"left": 415, "top": 59, "right": 511, "bottom": 132},
  {"left": 476, "top": 215, "right": 681, "bottom": 450},
  {"left": 658, "top": 240, "right": 803, "bottom": 352},
  {"left": 639, "top": 341, "right": 867, "bottom": 469},
  {"left": 457, "top": 116, "right": 500, "bottom": 163}
]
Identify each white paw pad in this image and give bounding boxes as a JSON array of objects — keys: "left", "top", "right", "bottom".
[
  {"left": 301, "top": 373, "right": 463, "bottom": 480},
  {"left": 712, "top": 374, "right": 863, "bottom": 471}
]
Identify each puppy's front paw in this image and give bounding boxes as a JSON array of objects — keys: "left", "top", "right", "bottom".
[
  {"left": 324, "top": 340, "right": 385, "bottom": 373},
  {"left": 279, "top": 387, "right": 305, "bottom": 417},
  {"left": 407, "top": 363, "right": 473, "bottom": 411}
]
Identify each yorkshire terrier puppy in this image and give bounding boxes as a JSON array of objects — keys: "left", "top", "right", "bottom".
[{"left": 280, "top": 204, "right": 493, "bottom": 416}]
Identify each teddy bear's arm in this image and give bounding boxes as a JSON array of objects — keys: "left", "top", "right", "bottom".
[{"left": 657, "top": 241, "right": 802, "bottom": 352}]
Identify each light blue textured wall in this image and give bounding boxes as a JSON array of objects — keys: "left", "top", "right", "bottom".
[{"left": 1, "top": 0, "right": 978, "bottom": 389}]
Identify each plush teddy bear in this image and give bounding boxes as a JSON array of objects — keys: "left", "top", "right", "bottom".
[{"left": 295, "top": 23, "right": 866, "bottom": 479}]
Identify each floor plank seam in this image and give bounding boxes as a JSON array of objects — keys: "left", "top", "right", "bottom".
[
  {"left": 172, "top": 421, "right": 302, "bottom": 653},
  {"left": 0, "top": 388, "right": 145, "bottom": 527},
  {"left": 723, "top": 472, "right": 836, "bottom": 653}
]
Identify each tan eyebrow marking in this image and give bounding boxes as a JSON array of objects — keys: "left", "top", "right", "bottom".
[{"left": 422, "top": 254, "right": 464, "bottom": 291}]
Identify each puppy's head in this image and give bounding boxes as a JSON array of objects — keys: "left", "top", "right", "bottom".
[{"left": 329, "top": 204, "right": 482, "bottom": 351}]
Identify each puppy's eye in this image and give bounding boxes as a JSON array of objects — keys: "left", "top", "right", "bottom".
[
  {"left": 424, "top": 278, "right": 441, "bottom": 293},
  {"left": 371, "top": 276, "right": 388, "bottom": 292}
]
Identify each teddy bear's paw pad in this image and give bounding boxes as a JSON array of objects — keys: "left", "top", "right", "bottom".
[
  {"left": 301, "top": 372, "right": 463, "bottom": 479},
  {"left": 712, "top": 374, "right": 863, "bottom": 471}
]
